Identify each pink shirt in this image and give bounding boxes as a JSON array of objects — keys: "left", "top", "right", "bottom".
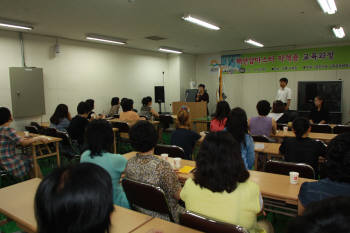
[{"left": 210, "top": 118, "right": 227, "bottom": 132}]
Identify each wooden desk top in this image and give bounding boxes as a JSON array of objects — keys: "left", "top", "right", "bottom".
[
  {"left": 274, "top": 130, "right": 337, "bottom": 141},
  {"left": 0, "top": 178, "right": 153, "bottom": 233},
  {"left": 109, "top": 118, "right": 160, "bottom": 125},
  {"left": 123, "top": 152, "right": 315, "bottom": 205},
  {"left": 17, "top": 132, "right": 62, "bottom": 145},
  {"left": 132, "top": 217, "right": 202, "bottom": 233},
  {"left": 254, "top": 142, "right": 280, "bottom": 155}
]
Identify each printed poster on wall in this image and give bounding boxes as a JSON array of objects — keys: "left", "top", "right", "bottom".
[{"left": 215, "top": 45, "right": 350, "bottom": 74}]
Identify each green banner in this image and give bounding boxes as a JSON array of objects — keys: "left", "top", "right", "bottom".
[{"left": 218, "top": 45, "right": 350, "bottom": 74}]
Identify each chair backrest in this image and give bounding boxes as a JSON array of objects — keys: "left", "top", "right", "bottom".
[
  {"left": 41, "top": 127, "right": 57, "bottom": 137},
  {"left": 25, "top": 126, "right": 38, "bottom": 134},
  {"left": 121, "top": 178, "right": 174, "bottom": 222},
  {"left": 113, "top": 114, "right": 120, "bottom": 118},
  {"left": 111, "top": 121, "right": 130, "bottom": 133},
  {"left": 159, "top": 114, "right": 174, "bottom": 129},
  {"left": 333, "top": 125, "right": 350, "bottom": 134},
  {"left": 311, "top": 124, "right": 332, "bottom": 133},
  {"left": 180, "top": 211, "right": 249, "bottom": 233},
  {"left": 154, "top": 144, "right": 185, "bottom": 158},
  {"left": 252, "top": 135, "right": 276, "bottom": 143},
  {"left": 265, "top": 160, "right": 315, "bottom": 179}
]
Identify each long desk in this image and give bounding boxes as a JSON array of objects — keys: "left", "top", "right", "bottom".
[
  {"left": 0, "top": 178, "right": 155, "bottom": 233},
  {"left": 273, "top": 130, "right": 336, "bottom": 143},
  {"left": 132, "top": 217, "right": 202, "bottom": 233},
  {"left": 122, "top": 152, "right": 315, "bottom": 207},
  {"left": 17, "top": 132, "right": 62, "bottom": 177}
]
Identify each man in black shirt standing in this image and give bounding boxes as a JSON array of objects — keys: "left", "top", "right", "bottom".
[{"left": 196, "top": 84, "right": 209, "bottom": 115}]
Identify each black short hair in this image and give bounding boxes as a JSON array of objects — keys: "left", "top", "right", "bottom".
[
  {"left": 142, "top": 96, "right": 152, "bottom": 106},
  {"left": 35, "top": 163, "right": 114, "bottom": 233},
  {"left": 198, "top": 84, "right": 205, "bottom": 89},
  {"left": 129, "top": 121, "right": 158, "bottom": 152},
  {"left": 0, "top": 107, "right": 11, "bottom": 125},
  {"left": 292, "top": 117, "right": 310, "bottom": 140},
  {"left": 194, "top": 131, "right": 249, "bottom": 193},
  {"left": 85, "top": 99, "right": 95, "bottom": 112},
  {"left": 121, "top": 98, "right": 134, "bottom": 112},
  {"left": 111, "top": 97, "right": 120, "bottom": 106},
  {"left": 280, "top": 77, "right": 288, "bottom": 83},
  {"left": 325, "top": 132, "right": 350, "bottom": 183},
  {"left": 85, "top": 119, "right": 114, "bottom": 156},
  {"left": 77, "top": 101, "right": 89, "bottom": 115},
  {"left": 256, "top": 100, "right": 271, "bottom": 116},
  {"left": 288, "top": 196, "right": 350, "bottom": 233},
  {"left": 213, "top": 101, "right": 231, "bottom": 121},
  {"left": 226, "top": 107, "right": 248, "bottom": 146}
]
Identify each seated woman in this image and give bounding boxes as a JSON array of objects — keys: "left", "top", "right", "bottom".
[
  {"left": 35, "top": 163, "right": 115, "bottom": 233},
  {"left": 309, "top": 96, "right": 329, "bottom": 124},
  {"left": 108, "top": 97, "right": 120, "bottom": 117},
  {"left": 279, "top": 117, "right": 327, "bottom": 177},
  {"left": 171, "top": 107, "right": 205, "bottom": 160},
  {"left": 210, "top": 101, "right": 230, "bottom": 132},
  {"left": 119, "top": 98, "right": 141, "bottom": 124},
  {"left": 267, "top": 100, "right": 288, "bottom": 123},
  {"left": 180, "top": 131, "right": 273, "bottom": 233},
  {"left": 140, "top": 96, "right": 159, "bottom": 120},
  {"left": 125, "top": 121, "right": 184, "bottom": 222},
  {"left": 249, "top": 100, "right": 277, "bottom": 136},
  {"left": 49, "top": 104, "right": 71, "bottom": 132},
  {"left": 226, "top": 108, "right": 255, "bottom": 170},
  {"left": 298, "top": 132, "right": 350, "bottom": 214},
  {"left": 80, "top": 119, "right": 130, "bottom": 208},
  {"left": 0, "top": 107, "right": 48, "bottom": 179}
]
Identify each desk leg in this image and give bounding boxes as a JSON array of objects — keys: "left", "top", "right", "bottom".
[
  {"left": 32, "top": 145, "right": 39, "bottom": 178},
  {"left": 113, "top": 132, "right": 117, "bottom": 154},
  {"left": 254, "top": 152, "right": 259, "bottom": 170},
  {"left": 56, "top": 142, "right": 61, "bottom": 167}
]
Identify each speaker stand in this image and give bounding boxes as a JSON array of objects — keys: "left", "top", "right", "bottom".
[{"left": 158, "top": 102, "right": 162, "bottom": 114}]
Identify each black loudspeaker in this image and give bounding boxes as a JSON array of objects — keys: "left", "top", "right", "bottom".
[{"left": 155, "top": 86, "right": 165, "bottom": 103}]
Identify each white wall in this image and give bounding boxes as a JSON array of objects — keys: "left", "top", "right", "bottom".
[
  {"left": 179, "top": 54, "right": 196, "bottom": 101},
  {"left": 196, "top": 53, "right": 350, "bottom": 123},
  {"left": 0, "top": 30, "right": 181, "bottom": 130}
]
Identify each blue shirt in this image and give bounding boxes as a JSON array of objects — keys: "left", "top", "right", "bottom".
[
  {"left": 299, "top": 178, "right": 350, "bottom": 207},
  {"left": 80, "top": 150, "right": 130, "bottom": 209},
  {"left": 241, "top": 134, "right": 255, "bottom": 170},
  {"left": 50, "top": 118, "right": 70, "bottom": 132}
]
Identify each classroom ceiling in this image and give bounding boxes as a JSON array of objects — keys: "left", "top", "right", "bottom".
[{"left": 0, "top": 0, "right": 350, "bottom": 54}]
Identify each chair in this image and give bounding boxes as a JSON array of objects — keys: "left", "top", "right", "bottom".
[
  {"left": 252, "top": 135, "right": 276, "bottom": 143},
  {"left": 122, "top": 178, "right": 175, "bottom": 222},
  {"left": 159, "top": 114, "right": 175, "bottom": 131},
  {"left": 25, "top": 125, "right": 38, "bottom": 134},
  {"left": 310, "top": 124, "right": 332, "bottom": 133},
  {"left": 333, "top": 125, "right": 350, "bottom": 134},
  {"left": 180, "top": 210, "right": 249, "bottom": 233},
  {"left": 154, "top": 144, "right": 185, "bottom": 158},
  {"left": 111, "top": 121, "right": 130, "bottom": 133},
  {"left": 55, "top": 131, "right": 81, "bottom": 161},
  {"left": 264, "top": 160, "right": 315, "bottom": 179}
]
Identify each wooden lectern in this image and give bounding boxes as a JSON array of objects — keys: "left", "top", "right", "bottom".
[{"left": 172, "top": 102, "right": 208, "bottom": 132}]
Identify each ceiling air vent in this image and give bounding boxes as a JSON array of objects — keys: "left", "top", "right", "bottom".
[{"left": 145, "top": 36, "right": 167, "bottom": 41}]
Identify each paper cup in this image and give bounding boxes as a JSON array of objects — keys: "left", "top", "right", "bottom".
[
  {"left": 289, "top": 172, "right": 299, "bottom": 184},
  {"left": 24, "top": 131, "right": 29, "bottom": 137},
  {"left": 160, "top": 153, "right": 168, "bottom": 161},
  {"left": 283, "top": 126, "right": 288, "bottom": 132},
  {"left": 174, "top": 157, "right": 182, "bottom": 169},
  {"left": 168, "top": 158, "right": 175, "bottom": 169}
]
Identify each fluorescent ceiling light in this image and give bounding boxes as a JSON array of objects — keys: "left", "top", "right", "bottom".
[
  {"left": 317, "top": 0, "right": 337, "bottom": 14},
  {"left": 0, "top": 22, "right": 33, "bottom": 30},
  {"left": 244, "top": 39, "right": 264, "bottom": 47},
  {"left": 86, "top": 36, "right": 126, "bottom": 45},
  {"left": 158, "top": 48, "right": 183, "bottom": 54},
  {"left": 332, "top": 26, "right": 345, "bottom": 38},
  {"left": 182, "top": 15, "right": 220, "bottom": 30}
]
